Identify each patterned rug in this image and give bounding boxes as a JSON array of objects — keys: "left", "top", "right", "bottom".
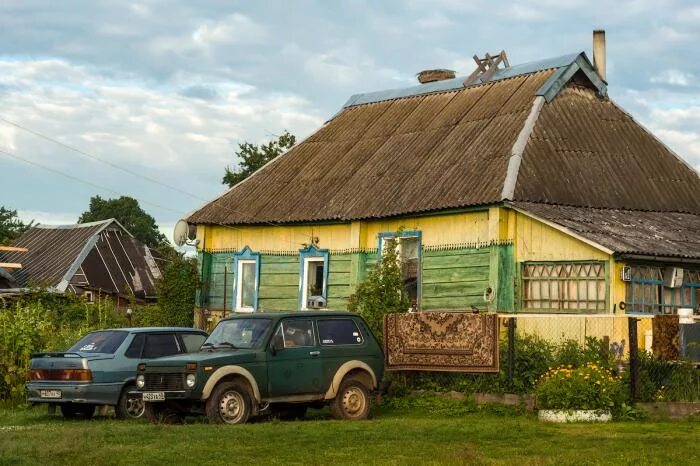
[{"left": 384, "top": 312, "right": 499, "bottom": 372}]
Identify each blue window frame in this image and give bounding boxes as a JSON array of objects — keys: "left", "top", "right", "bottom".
[
  {"left": 377, "top": 230, "right": 422, "bottom": 309},
  {"left": 626, "top": 265, "right": 700, "bottom": 314},
  {"left": 233, "top": 246, "right": 260, "bottom": 312},
  {"left": 298, "top": 245, "right": 329, "bottom": 310}
]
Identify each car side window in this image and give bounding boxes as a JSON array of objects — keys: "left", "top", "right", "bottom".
[
  {"left": 318, "top": 319, "right": 364, "bottom": 346},
  {"left": 180, "top": 333, "right": 207, "bottom": 353},
  {"left": 274, "top": 320, "right": 315, "bottom": 348},
  {"left": 142, "top": 333, "right": 181, "bottom": 358},
  {"left": 124, "top": 334, "right": 145, "bottom": 358}
]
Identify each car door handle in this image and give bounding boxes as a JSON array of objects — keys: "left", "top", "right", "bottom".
[{"left": 309, "top": 351, "right": 320, "bottom": 356}]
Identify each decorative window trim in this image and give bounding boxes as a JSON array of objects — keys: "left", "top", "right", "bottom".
[
  {"left": 298, "top": 245, "right": 329, "bottom": 310},
  {"left": 233, "top": 246, "right": 260, "bottom": 313},
  {"left": 377, "top": 230, "right": 422, "bottom": 309}
]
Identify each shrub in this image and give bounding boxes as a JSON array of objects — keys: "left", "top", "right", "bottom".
[
  {"left": 155, "top": 253, "right": 200, "bottom": 328},
  {"left": 636, "top": 351, "right": 700, "bottom": 402},
  {"left": 535, "top": 363, "right": 623, "bottom": 411}
]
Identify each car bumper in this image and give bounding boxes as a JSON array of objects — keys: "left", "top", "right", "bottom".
[{"left": 26, "top": 382, "right": 120, "bottom": 405}]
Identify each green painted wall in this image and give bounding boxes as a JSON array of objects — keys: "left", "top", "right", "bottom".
[{"left": 200, "top": 245, "right": 514, "bottom": 312}]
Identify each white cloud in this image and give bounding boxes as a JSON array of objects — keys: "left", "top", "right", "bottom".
[
  {"left": 17, "top": 210, "right": 78, "bottom": 226},
  {"left": 192, "top": 13, "right": 266, "bottom": 46},
  {"left": 650, "top": 69, "right": 693, "bottom": 87}
]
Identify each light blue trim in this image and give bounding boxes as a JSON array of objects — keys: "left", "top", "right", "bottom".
[
  {"left": 536, "top": 53, "right": 607, "bottom": 102},
  {"left": 377, "top": 231, "right": 422, "bottom": 309},
  {"left": 232, "top": 246, "right": 260, "bottom": 312},
  {"left": 298, "top": 245, "right": 330, "bottom": 310}
]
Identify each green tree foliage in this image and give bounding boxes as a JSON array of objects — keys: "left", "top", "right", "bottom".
[
  {"left": 154, "top": 253, "right": 200, "bottom": 328},
  {"left": 78, "top": 195, "right": 167, "bottom": 248},
  {"left": 0, "top": 207, "right": 33, "bottom": 245},
  {"left": 222, "top": 131, "right": 296, "bottom": 187},
  {"left": 348, "top": 237, "right": 409, "bottom": 343}
]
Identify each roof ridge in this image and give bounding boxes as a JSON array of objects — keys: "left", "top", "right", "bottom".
[{"left": 35, "top": 218, "right": 114, "bottom": 229}]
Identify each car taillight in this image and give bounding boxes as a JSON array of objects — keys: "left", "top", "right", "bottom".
[{"left": 29, "top": 369, "right": 92, "bottom": 382}]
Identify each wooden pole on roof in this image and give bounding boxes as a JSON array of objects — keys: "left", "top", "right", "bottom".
[
  {"left": 0, "top": 262, "right": 22, "bottom": 269},
  {"left": 0, "top": 246, "right": 28, "bottom": 252}
]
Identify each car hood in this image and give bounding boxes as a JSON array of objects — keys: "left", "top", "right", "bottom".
[{"left": 143, "top": 348, "right": 261, "bottom": 368}]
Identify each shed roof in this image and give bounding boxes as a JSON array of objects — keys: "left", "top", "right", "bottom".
[
  {"left": 0, "top": 219, "right": 162, "bottom": 298},
  {"left": 186, "top": 51, "right": 700, "bottom": 226},
  {"left": 511, "top": 202, "right": 700, "bottom": 260}
]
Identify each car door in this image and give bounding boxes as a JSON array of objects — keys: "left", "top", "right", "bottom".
[{"left": 266, "top": 318, "right": 323, "bottom": 397}]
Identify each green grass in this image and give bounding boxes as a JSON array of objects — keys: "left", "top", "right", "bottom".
[{"left": 0, "top": 400, "right": 698, "bottom": 465}]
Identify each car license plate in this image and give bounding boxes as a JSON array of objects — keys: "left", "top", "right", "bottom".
[
  {"left": 39, "top": 389, "right": 62, "bottom": 399},
  {"left": 143, "top": 392, "right": 165, "bottom": 401}
]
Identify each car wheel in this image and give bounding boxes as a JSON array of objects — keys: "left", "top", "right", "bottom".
[
  {"left": 115, "top": 385, "right": 145, "bottom": 420},
  {"left": 205, "top": 380, "right": 252, "bottom": 425},
  {"left": 144, "top": 403, "right": 183, "bottom": 424},
  {"left": 271, "top": 403, "right": 308, "bottom": 421},
  {"left": 330, "top": 376, "right": 371, "bottom": 420},
  {"left": 60, "top": 403, "right": 95, "bottom": 420}
]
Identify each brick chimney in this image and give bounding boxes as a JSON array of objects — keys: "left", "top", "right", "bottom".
[{"left": 417, "top": 69, "right": 456, "bottom": 84}]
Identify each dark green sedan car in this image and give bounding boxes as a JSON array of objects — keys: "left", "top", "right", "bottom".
[{"left": 135, "top": 312, "right": 384, "bottom": 424}]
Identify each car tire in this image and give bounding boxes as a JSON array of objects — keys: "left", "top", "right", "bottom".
[
  {"left": 60, "top": 403, "right": 95, "bottom": 420},
  {"left": 144, "top": 403, "right": 183, "bottom": 424},
  {"left": 271, "top": 403, "right": 307, "bottom": 421},
  {"left": 115, "top": 385, "right": 145, "bottom": 420},
  {"left": 205, "top": 380, "right": 252, "bottom": 425},
  {"left": 330, "top": 376, "right": 371, "bottom": 420}
]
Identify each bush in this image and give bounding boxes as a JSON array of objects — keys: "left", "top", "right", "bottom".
[
  {"left": 636, "top": 351, "right": 700, "bottom": 402},
  {"left": 535, "top": 363, "right": 623, "bottom": 411},
  {"left": 155, "top": 253, "right": 199, "bottom": 328}
]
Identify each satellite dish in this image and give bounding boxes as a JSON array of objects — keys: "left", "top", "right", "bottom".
[{"left": 173, "top": 220, "right": 189, "bottom": 246}]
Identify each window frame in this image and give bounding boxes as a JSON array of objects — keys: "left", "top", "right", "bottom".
[
  {"left": 377, "top": 230, "right": 422, "bottom": 309},
  {"left": 298, "top": 245, "right": 329, "bottom": 310},
  {"left": 233, "top": 246, "right": 260, "bottom": 313}
]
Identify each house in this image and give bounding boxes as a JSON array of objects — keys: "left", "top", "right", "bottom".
[
  {"left": 184, "top": 32, "right": 700, "bottom": 342},
  {"left": 0, "top": 219, "right": 162, "bottom": 305}
]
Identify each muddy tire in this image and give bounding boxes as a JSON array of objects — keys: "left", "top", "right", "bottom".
[
  {"left": 144, "top": 403, "right": 183, "bottom": 424},
  {"left": 330, "top": 377, "right": 371, "bottom": 420},
  {"left": 205, "top": 380, "right": 252, "bottom": 425},
  {"left": 60, "top": 403, "right": 95, "bottom": 420},
  {"left": 115, "top": 385, "right": 145, "bottom": 420}
]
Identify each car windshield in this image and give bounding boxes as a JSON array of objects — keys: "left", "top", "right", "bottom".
[
  {"left": 203, "top": 318, "right": 271, "bottom": 349},
  {"left": 68, "top": 331, "right": 129, "bottom": 354}
]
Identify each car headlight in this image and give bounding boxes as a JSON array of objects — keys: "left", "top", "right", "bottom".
[
  {"left": 186, "top": 373, "right": 196, "bottom": 388},
  {"left": 136, "top": 374, "right": 145, "bottom": 389}
]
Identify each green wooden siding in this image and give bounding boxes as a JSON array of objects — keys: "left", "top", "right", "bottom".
[
  {"left": 208, "top": 252, "right": 235, "bottom": 311},
  {"left": 258, "top": 255, "right": 299, "bottom": 311},
  {"left": 421, "top": 248, "right": 492, "bottom": 310}
]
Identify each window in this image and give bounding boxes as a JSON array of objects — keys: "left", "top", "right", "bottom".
[
  {"left": 180, "top": 333, "right": 207, "bottom": 352},
  {"left": 273, "top": 320, "right": 315, "bottom": 348},
  {"left": 142, "top": 334, "right": 181, "bottom": 358},
  {"left": 379, "top": 231, "right": 421, "bottom": 309},
  {"left": 299, "top": 245, "right": 329, "bottom": 310},
  {"left": 205, "top": 318, "right": 272, "bottom": 349},
  {"left": 233, "top": 246, "right": 260, "bottom": 312},
  {"left": 626, "top": 266, "right": 700, "bottom": 314},
  {"left": 318, "top": 319, "right": 364, "bottom": 346},
  {"left": 522, "top": 262, "right": 606, "bottom": 312},
  {"left": 125, "top": 334, "right": 145, "bottom": 358},
  {"left": 68, "top": 331, "right": 129, "bottom": 354}
]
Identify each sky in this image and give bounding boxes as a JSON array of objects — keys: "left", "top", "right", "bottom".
[{"left": 1, "top": 0, "right": 699, "bottom": 241}]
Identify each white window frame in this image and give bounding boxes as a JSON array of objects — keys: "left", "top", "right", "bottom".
[
  {"left": 235, "top": 259, "right": 257, "bottom": 313},
  {"left": 301, "top": 256, "right": 326, "bottom": 310}
]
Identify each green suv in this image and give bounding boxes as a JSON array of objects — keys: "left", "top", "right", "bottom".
[{"left": 135, "top": 312, "right": 384, "bottom": 424}]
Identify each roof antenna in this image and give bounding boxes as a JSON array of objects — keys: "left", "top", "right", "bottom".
[{"left": 463, "top": 50, "right": 509, "bottom": 87}]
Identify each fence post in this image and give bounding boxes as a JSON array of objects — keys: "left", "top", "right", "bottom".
[
  {"left": 507, "top": 317, "right": 516, "bottom": 388},
  {"left": 628, "top": 317, "right": 640, "bottom": 402}
]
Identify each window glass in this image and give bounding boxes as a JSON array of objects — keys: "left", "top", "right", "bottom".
[
  {"left": 204, "top": 318, "right": 271, "bottom": 349},
  {"left": 278, "top": 320, "right": 314, "bottom": 348},
  {"left": 124, "top": 334, "right": 145, "bottom": 358},
  {"left": 318, "top": 319, "right": 363, "bottom": 346},
  {"left": 181, "top": 333, "right": 207, "bottom": 352},
  {"left": 380, "top": 235, "right": 421, "bottom": 309},
  {"left": 522, "top": 262, "right": 606, "bottom": 312},
  {"left": 306, "top": 260, "right": 324, "bottom": 297},
  {"left": 142, "top": 334, "right": 180, "bottom": 358},
  {"left": 69, "top": 331, "right": 128, "bottom": 354},
  {"left": 238, "top": 260, "right": 256, "bottom": 309}
]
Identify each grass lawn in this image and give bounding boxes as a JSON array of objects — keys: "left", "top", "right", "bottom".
[{"left": 0, "top": 400, "right": 698, "bottom": 465}]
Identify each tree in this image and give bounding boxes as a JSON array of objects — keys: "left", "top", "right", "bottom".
[
  {"left": 0, "top": 207, "right": 33, "bottom": 245},
  {"left": 222, "top": 131, "right": 296, "bottom": 187},
  {"left": 78, "top": 196, "right": 167, "bottom": 248},
  {"left": 347, "top": 236, "right": 409, "bottom": 344},
  {"left": 153, "top": 253, "right": 200, "bottom": 327}
]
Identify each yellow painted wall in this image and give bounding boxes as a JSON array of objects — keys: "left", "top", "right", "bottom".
[
  {"left": 197, "top": 210, "right": 490, "bottom": 252},
  {"left": 513, "top": 212, "right": 609, "bottom": 262}
]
